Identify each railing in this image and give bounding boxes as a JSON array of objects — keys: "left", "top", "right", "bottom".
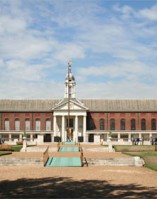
[
  {"left": 78, "top": 142, "right": 80, "bottom": 147},
  {"left": 80, "top": 150, "right": 83, "bottom": 167},
  {"left": 57, "top": 142, "right": 60, "bottom": 152},
  {"left": 43, "top": 146, "right": 49, "bottom": 166},
  {"left": 83, "top": 157, "right": 88, "bottom": 167},
  {"left": 79, "top": 147, "right": 88, "bottom": 167}
]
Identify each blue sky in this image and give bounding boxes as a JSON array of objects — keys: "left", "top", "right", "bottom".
[{"left": 0, "top": 0, "right": 157, "bottom": 99}]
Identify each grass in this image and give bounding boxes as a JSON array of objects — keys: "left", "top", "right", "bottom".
[
  {"left": 0, "top": 151, "right": 12, "bottom": 156},
  {"left": 114, "top": 145, "right": 155, "bottom": 152},
  {"left": 124, "top": 151, "right": 157, "bottom": 171},
  {"left": 0, "top": 145, "right": 23, "bottom": 156},
  {"left": 11, "top": 145, "right": 23, "bottom": 152},
  {"left": 114, "top": 145, "right": 157, "bottom": 171}
]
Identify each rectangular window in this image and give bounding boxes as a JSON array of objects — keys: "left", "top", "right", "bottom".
[
  {"left": 4, "top": 120, "right": 10, "bottom": 131},
  {"left": 110, "top": 119, "right": 115, "bottom": 130},
  {"left": 141, "top": 119, "right": 146, "bottom": 130},
  {"left": 120, "top": 119, "right": 125, "bottom": 130},
  {"left": 15, "top": 120, "right": 20, "bottom": 131},
  {"left": 25, "top": 120, "right": 30, "bottom": 131},
  {"left": 36, "top": 120, "right": 40, "bottom": 131},
  {"left": 46, "top": 120, "right": 51, "bottom": 131},
  {"left": 131, "top": 119, "right": 136, "bottom": 130}
]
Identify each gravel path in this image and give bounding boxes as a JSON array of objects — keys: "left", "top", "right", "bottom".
[{"left": 0, "top": 144, "right": 157, "bottom": 198}]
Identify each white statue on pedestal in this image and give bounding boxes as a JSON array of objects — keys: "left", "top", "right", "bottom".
[
  {"left": 21, "top": 131, "right": 27, "bottom": 152},
  {"left": 108, "top": 131, "right": 114, "bottom": 152}
]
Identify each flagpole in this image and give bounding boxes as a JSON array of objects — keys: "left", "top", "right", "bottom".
[{"left": 67, "top": 61, "right": 71, "bottom": 141}]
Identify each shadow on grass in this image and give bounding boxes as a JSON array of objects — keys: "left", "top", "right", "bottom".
[{"left": 0, "top": 177, "right": 157, "bottom": 198}]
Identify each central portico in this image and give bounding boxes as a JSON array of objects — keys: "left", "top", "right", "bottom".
[{"left": 53, "top": 62, "right": 88, "bottom": 142}]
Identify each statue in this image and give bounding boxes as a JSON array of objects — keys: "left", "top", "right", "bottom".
[{"left": 21, "top": 131, "right": 27, "bottom": 152}]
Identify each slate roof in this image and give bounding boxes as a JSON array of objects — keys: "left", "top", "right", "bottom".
[{"left": 0, "top": 99, "right": 157, "bottom": 112}]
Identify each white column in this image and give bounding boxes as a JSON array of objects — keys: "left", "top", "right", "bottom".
[
  {"left": 149, "top": 133, "right": 152, "bottom": 141},
  {"left": 53, "top": 115, "right": 57, "bottom": 137},
  {"left": 62, "top": 116, "right": 65, "bottom": 142},
  {"left": 118, "top": 133, "right": 120, "bottom": 141},
  {"left": 83, "top": 116, "right": 86, "bottom": 142},
  {"left": 19, "top": 134, "right": 23, "bottom": 140},
  {"left": 30, "top": 134, "right": 33, "bottom": 141},
  {"left": 9, "top": 134, "right": 12, "bottom": 141},
  {"left": 75, "top": 116, "right": 78, "bottom": 142},
  {"left": 128, "top": 133, "right": 131, "bottom": 142},
  {"left": 51, "top": 134, "right": 53, "bottom": 142}
]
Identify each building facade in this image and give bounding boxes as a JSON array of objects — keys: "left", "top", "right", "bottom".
[{"left": 0, "top": 64, "right": 157, "bottom": 144}]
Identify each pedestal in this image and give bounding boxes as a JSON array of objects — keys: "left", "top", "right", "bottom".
[
  {"left": 108, "top": 136, "right": 114, "bottom": 152},
  {"left": 21, "top": 136, "right": 27, "bottom": 152}
]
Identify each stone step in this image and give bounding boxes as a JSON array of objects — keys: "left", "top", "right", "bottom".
[
  {"left": 87, "top": 157, "right": 145, "bottom": 167},
  {"left": 24, "top": 147, "right": 57, "bottom": 152},
  {"left": 0, "top": 157, "right": 43, "bottom": 166}
]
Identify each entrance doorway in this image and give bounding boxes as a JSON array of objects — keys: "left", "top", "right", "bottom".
[
  {"left": 88, "top": 134, "right": 94, "bottom": 142},
  {"left": 67, "top": 128, "right": 73, "bottom": 141},
  {"left": 66, "top": 118, "right": 74, "bottom": 142},
  {"left": 44, "top": 134, "right": 51, "bottom": 142}
]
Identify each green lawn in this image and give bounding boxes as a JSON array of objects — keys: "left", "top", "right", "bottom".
[
  {"left": 0, "top": 151, "right": 12, "bottom": 156},
  {"left": 114, "top": 145, "right": 157, "bottom": 171},
  {"left": 124, "top": 151, "right": 157, "bottom": 171},
  {"left": 0, "top": 144, "right": 22, "bottom": 153},
  {"left": 114, "top": 145, "right": 155, "bottom": 152},
  {"left": 11, "top": 145, "right": 23, "bottom": 152}
]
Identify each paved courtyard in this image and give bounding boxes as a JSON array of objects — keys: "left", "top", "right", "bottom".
[{"left": 0, "top": 145, "right": 157, "bottom": 198}]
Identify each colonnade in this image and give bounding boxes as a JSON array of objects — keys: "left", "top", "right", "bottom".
[{"left": 53, "top": 114, "right": 87, "bottom": 142}]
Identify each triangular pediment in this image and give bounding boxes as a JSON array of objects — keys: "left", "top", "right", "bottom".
[{"left": 53, "top": 98, "right": 88, "bottom": 111}]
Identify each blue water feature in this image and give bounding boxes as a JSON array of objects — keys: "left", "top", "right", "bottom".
[
  {"left": 46, "top": 157, "right": 82, "bottom": 167},
  {"left": 63, "top": 141, "right": 76, "bottom": 145},
  {"left": 59, "top": 147, "right": 79, "bottom": 152}
]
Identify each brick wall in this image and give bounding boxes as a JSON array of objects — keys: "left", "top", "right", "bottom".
[
  {"left": 1, "top": 112, "right": 53, "bottom": 131},
  {"left": 87, "top": 112, "right": 157, "bottom": 131},
  {"left": 1, "top": 111, "right": 157, "bottom": 131}
]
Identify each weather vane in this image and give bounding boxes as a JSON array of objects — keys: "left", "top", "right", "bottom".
[{"left": 68, "top": 60, "right": 72, "bottom": 73}]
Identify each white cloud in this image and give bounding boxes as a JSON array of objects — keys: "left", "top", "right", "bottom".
[
  {"left": 77, "top": 79, "right": 157, "bottom": 99},
  {"left": 0, "top": 16, "right": 26, "bottom": 33},
  {"left": 0, "top": 78, "right": 64, "bottom": 99},
  {"left": 113, "top": 4, "right": 134, "bottom": 15},
  {"left": 78, "top": 61, "right": 150, "bottom": 78},
  {"left": 54, "top": 44, "right": 85, "bottom": 63},
  {"left": 139, "top": 4, "right": 157, "bottom": 20},
  {"left": 0, "top": 0, "right": 157, "bottom": 99},
  {"left": 5, "top": 60, "right": 45, "bottom": 81}
]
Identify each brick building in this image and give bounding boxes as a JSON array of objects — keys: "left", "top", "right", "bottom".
[{"left": 0, "top": 63, "right": 157, "bottom": 144}]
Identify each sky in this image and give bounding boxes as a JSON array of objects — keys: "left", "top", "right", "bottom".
[{"left": 0, "top": 0, "right": 157, "bottom": 99}]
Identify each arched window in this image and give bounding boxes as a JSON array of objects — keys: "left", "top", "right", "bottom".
[
  {"left": 151, "top": 119, "right": 156, "bottom": 130},
  {"left": 141, "top": 119, "right": 146, "bottom": 130},
  {"left": 110, "top": 119, "right": 115, "bottom": 130},
  {"left": 4, "top": 119, "right": 10, "bottom": 131},
  {"left": 36, "top": 119, "right": 40, "bottom": 131},
  {"left": 131, "top": 119, "right": 136, "bottom": 130},
  {"left": 100, "top": 119, "right": 104, "bottom": 130},
  {"left": 15, "top": 119, "right": 20, "bottom": 131},
  {"left": 46, "top": 119, "right": 51, "bottom": 131},
  {"left": 25, "top": 119, "right": 30, "bottom": 131},
  {"left": 120, "top": 119, "right": 125, "bottom": 130}
]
